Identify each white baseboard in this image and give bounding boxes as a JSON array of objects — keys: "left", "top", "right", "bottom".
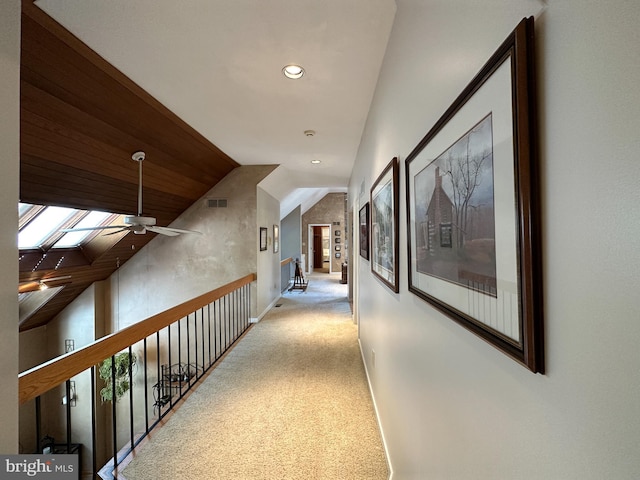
[
  {"left": 359, "top": 339, "right": 393, "bottom": 479},
  {"left": 251, "top": 295, "right": 283, "bottom": 324}
]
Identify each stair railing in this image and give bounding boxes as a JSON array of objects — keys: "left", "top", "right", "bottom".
[{"left": 19, "top": 272, "right": 256, "bottom": 479}]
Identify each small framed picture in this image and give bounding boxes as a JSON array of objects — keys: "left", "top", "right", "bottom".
[
  {"left": 359, "top": 203, "right": 370, "bottom": 260},
  {"left": 335, "top": 230, "right": 341, "bottom": 236},
  {"left": 335, "top": 245, "right": 341, "bottom": 251},
  {"left": 259, "top": 227, "right": 267, "bottom": 251},
  {"left": 335, "top": 238, "right": 341, "bottom": 244},
  {"left": 335, "top": 252, "right": 341, "bottom": 258},
  {"left": 273, "top": 225, "right": 279, "bottom": 253}
]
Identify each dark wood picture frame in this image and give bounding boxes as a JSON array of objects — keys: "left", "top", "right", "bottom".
[
  {"left": 358, "top": 202, "right": 369, "bottom": 260},
  {"left": 259, "top": 227, "right": 267, "bottom": 252},
  {"left": 371, "top": 157, "right": 400, "bottom": 293},
  {"left": 359, "top": 203, "right": 370, "bottom": 260},
  {"left": 405, "top": 17, "right": 543, "bottom": 372}
]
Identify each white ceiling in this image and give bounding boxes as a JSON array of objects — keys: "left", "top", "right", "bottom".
[{"left": 35, "top": 0, "right": 397, "bottom": 217}]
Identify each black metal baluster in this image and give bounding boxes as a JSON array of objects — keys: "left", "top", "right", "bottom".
[
  {"left": 156, "top": 331, "right": 161, "bottom": 418},
  {"left": 178, "top": 317, "right": 183, "bottom": 397},
  {"left": 128, "top": 346, "right": 134, "bottom": 452},
  {"left": 224, "top": 295, "right": 229, "bottom": 349},
  {"left": 193, "top": 310, "right": 198, "bottom": 381},
  {"left": 233, "top": 290, "right": 237, "bottom": 341},
  {"left": 111, "top": 355, "right": 117, "bottom": 470},
  {"left": 200, "top": 307, "right": 209, "bottom": 375},
  {"left": 201, "top": 307, "right": 205, "bottom": 376},
  {"left": 143, "top": 338, "right": 149, "bottom": 434},
  {"left": 91, "top": 367, "right": 97, "bottom": 480},
  {"left": 240, "top": 286, "right": 244, "bottom": 331},
  {"left": 35, "top": 396, "right": 41, "bottom": 453},
  {"left": 186, "top": 313, "right": 191, "bottom": 390},
  {"left": 239, "top": 286, "right": 244, "bottom": 332},
  {"left": 207, "top": 304, "right": 212, "bottom": 368},
  {"left": 167, "top": 324, "right": 172, "bottom": 409},
  {"left": 65, "top": 379, "right": 72, "bottom": 453},
  {"left": 245, "top": 284, "right": 249, "bottom": 330},
  {"left": 217, "top": 299, "right": 222, "bottom": 360}
]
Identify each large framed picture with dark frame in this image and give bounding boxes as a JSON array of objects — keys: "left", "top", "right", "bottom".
[
  {"left": 371, "top": 157, "right": 399, "bottom": 293},
  {"left": 405, "top": 17, "right": 543, "bottom": 372}
]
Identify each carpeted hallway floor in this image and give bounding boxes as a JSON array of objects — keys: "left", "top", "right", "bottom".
[{"left": 121, "top": 273, "right": 389, "bottom": 480}]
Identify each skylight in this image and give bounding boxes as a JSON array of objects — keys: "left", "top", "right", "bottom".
[
  {"left": 53, "top": 210, "right": 112, "bottom": 248},
  {"left": 18, "top": 203, "right": 116, "bottom": 250},
  {"left": 18, "top": 205, "right": 76, "bottom": 249}
]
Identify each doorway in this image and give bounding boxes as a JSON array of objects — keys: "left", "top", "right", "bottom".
[{"left": 308, "top": 224, "right": 331, "bottom": 273}]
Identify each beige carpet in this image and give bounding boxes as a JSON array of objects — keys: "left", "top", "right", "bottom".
[{"left": 121, "top": 273, "right": 388, "bottom": 480}]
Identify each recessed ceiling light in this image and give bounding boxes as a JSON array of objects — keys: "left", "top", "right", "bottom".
[
  {"left": 282, "top": 64, "right": 305, "bottom": 79},
  {"left": 311, "top": 159, "right": 321, "bottom": 164}
]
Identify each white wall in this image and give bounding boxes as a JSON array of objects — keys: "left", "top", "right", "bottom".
[
  {"left": 256, "top": 187, "right": 282, "bottom": 318},
  {"left": 0, "top": 0, "right": 20, "bottom": 454},
  {"left": 350, "top": 0, "right": 640, "bottom": 478}
]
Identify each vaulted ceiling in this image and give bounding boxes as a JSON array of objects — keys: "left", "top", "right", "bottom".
[
  {"left": 19, "top": 3, "right": 239, "bottom": 330},
  {"left": 18, "top": 0, "right": 396, "bottom": 330}
]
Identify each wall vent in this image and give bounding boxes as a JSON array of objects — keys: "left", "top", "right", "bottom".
[{"left": 207, "top": 198, "right": 228, "bottom": 208}]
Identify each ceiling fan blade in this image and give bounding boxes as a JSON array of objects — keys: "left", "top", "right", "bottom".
[
  {"left": 103, "top": 227, "right": 131, "bottom": 236},
  {"left": 145, "top": 226, "right": 181, "bottom": 236},
  {"left": 60, "top": 225, "right": 127, "bottom": 233},
  {"left": 148, "top": 225, "right": 202, "bottom": 236}
]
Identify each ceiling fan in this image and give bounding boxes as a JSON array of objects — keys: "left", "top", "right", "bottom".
[{"left": 63, "top": 151, "right": 201, "bottom": 237}]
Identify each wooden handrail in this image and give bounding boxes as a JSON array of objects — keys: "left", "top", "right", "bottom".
[
  {"left": 19, "top": 273, "right": 257, "bottom": 404},
  {"left": 280, "top": 257, "right": 293, "bottom": 267}
]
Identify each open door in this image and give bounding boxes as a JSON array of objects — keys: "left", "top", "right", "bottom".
[{"left": 309, "top": 224, "right": 331, "bottom": 273}]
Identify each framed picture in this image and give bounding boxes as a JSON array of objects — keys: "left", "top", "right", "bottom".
[
  {"left": 273, "top": 225, "right": 279, "bottom": 253},
  {"left": 259, "top": 227, "right": 267, "bottom": 252},
  {"left": 359, "top": 203, "right": 370, "bottom": 260},
  {"left": 335, "top": 245, "right": 341, "bottom": 252},
  {"left": 335, "top": 252, "right": 341, "bottom": 259},
  {"left": 335, "top": 230, "right": 341, "bottom": 236},
  {"left": 335, "top": 238, "right": 341, "bottom": 244},
  {"left": 405, "top": 17, "right": 543, "bottom": 372},
  {"left": 371, "top": 157, "right": 399, "bottom": 293}
]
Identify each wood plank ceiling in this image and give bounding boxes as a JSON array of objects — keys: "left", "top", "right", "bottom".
[{"left": 19, "top": 3, "right": 239, "bottom": 331}]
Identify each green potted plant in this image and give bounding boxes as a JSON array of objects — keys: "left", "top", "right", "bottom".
[{"left": 99, "top": 351, "right": 137, "bottom": 403}]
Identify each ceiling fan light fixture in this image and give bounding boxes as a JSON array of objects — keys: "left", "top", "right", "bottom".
[{"left": 282, "top": 64, "right": 305, "bottom": 79}]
